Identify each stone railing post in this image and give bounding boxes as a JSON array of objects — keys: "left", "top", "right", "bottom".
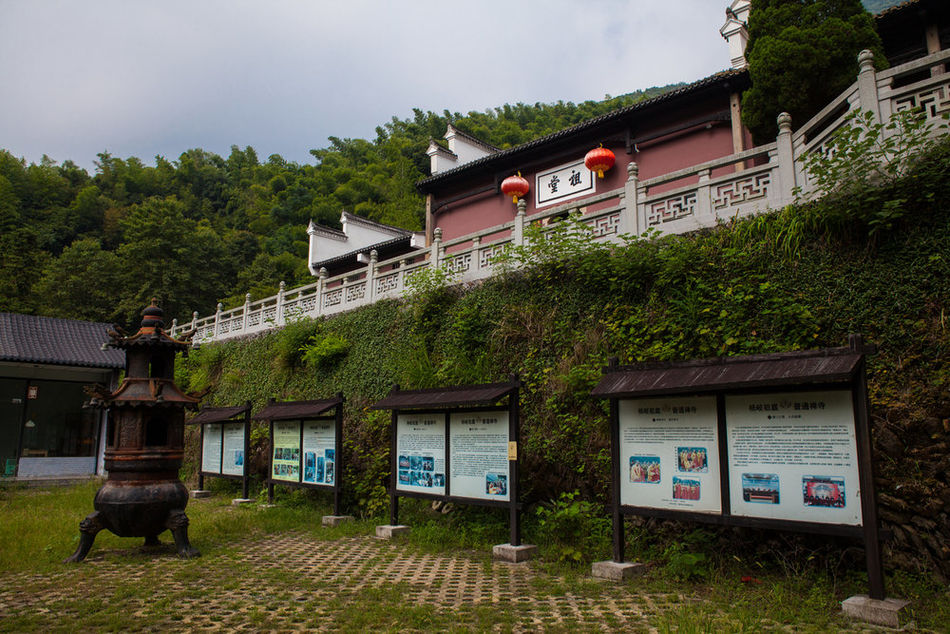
[
  {"left": 430, "top": 228, "right": 442, "bottom": 268},
  {"left": 170, "top": 318, "right": 177, "bottom": 336},
  {"left": 242, "top": 293, "right": 251, "bottom": 332},
  {"left": 397, "top": 259, "right": 406, "bottom": 293},
  {"left": 775, "top": 112, "right": 797, "bottom": 204},
  {"left": 696, "top": 168, "right": 712, "bottom": 220},
  {"left": 856, "top": 49, "right": 881, "bottom": 125},
  {"left": 471, "top": 236, "right": 482, "bottom": 272},
  {"left": 213, "top": 303, "right": 223, "bottom": 337},
  {"left": 513, "top": 199, "right": 527, "bottom": 246},
  {"left": 367, "top": 249, "right": 378, "bottom": 301},
  {"left": 276, "top": 281, "right": 286, "bottom": 325},
  {"left": 316, "top": 267, "right": 328, "bottom": 312},
  {"left": 621, "top": 162, "right": 639, "bottom": 235},
  {"left": 191, "top": 311, "right": 198, "bottom": 331}
]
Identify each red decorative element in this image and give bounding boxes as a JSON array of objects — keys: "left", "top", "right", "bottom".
[
  {"left": 500, "top": 172, "right": 530, "bottom": 204},
  {"left": 585, "top": 145, "right": 615, "bottom": 178}
]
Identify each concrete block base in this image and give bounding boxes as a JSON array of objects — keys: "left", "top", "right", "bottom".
[
  {"left": 376, "top": 525, "right": 410, "bottom": 539},
  {"left": 231, "top": 498, "right": 255, "bottom": 506},
  {"left": 841, "top": 595, "right": 911, "bottom": 628},
  {"left": 190, "top": 490, "right": 212, "bottom": 499},
  {"left": 492, "top": 543, "right": 537, "bottom": 563},
  {"left": 591, "top": 560, "right": 647, "bottom": 582},
  {"left": 322, "top": 515, "right": 355, "bottom": 527}
]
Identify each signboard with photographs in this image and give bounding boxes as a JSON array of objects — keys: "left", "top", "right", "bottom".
[
  {"left": 302, "top": 419, "right": 336, "bottom": 486},
  {"left": 725, "top": 390, "right": 861, "bottom": 526},
  {"left": 221, "top": 423, "right": 246, "bottom": 476},
  {"left": 395, "top": 413, "right": 446, "bottom": 496},
  {"left": 272, "top": 420, "right": 301, "bottom": 483},
  {"left": 618, "top": 396, "right": 721, "bottom": 514},
  {"left": 201, "top": 423, "right": 223, "bottom": 474},
  {"left": 449, "top": 411, "right": 510, "bottom": 502}
]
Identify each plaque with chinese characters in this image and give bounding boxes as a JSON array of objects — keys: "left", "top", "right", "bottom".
[{"left": 535, "top": 160, "right": 595, "bottom": 207}]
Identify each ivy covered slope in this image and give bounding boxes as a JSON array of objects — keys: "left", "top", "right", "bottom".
[{"left": 178, "top": 136, "right": 950, "bottom": 579}]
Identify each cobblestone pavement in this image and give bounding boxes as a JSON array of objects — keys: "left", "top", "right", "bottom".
[
  {"left": 0, "top": 530, "right": 887, "bottom": 632},
  {"left": 0, "top": 531, "right": 672, "bottom": 631}
]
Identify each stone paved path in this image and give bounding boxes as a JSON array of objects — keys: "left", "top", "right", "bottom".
[{"left": 0, "top": 530, "right": 888, "bottom": 632}]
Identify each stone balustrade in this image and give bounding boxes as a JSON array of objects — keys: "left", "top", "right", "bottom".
[{"left": 169, "top": 49, "right": 950, "bottom": 343}]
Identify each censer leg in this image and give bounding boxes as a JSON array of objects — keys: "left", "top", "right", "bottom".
[
  {"left": 143, "top": 534, "right": 162, "bottom": 547},
  {"left": 64, "top": 511, "right": 104, "bottom": 563},
  {"left": 166, "top": 510, "right": 200, "bottom": 559}
]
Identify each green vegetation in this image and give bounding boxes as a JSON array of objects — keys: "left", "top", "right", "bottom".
[
  {"left": 178, "top": 131, "right": 950, "bottom": 585},
  {"left": 0, "top": 85, "right": 677, "bottom": 327},
  {"left": 1, "top": 482, "right": 948, "bottom": 630},
  {"left": 742, "top": 0, "right": 885, "bottom": 143}
]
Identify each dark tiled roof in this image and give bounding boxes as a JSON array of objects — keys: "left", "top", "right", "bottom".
[
  {"left": 873, "top": 0, "right": 923, "bottom": 19},
  {"left": 188, "top": 404, "right": 251, "bottom": 425},
  {"left": 0, "top": 312, "right": 125, "bottom": 369},
  {"left": 312, "top": 234, "right": 414, "bottom": 270},
  {"left": 254, "top": 397, "right": 343, "bottom": 420},
  {"left": 416, "top": 68, "right": 749, "bottom": 191},
  {"left": 372, "top": 381, "right": 518, "bottom": 410},
  {"left": 592, "top": 349, "right": 862, "bottom": 399}
]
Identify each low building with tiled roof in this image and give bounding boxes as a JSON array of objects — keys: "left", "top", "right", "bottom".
[{"left": 0, "top": 312, "right": 123, "bottom": 480}]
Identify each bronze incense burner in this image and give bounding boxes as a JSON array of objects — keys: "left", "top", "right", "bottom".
[{"left": 66, "top": 300, "right": 201, "bottom": 562}]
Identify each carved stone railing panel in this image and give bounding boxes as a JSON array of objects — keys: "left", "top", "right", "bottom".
[
  {"left": 444, "top": 253, "right": 472, "bottom": 274},
  {"left": 712, "top": 172, "right": 771, "bottom": 211},
  {"left": 345, "top": 282, "right": 366, "bottom": 303},
  {"left": 647, "top": 193, "right": 697, "bottom": 226},
  {"left": 587, "top": 212, "right": 620, "bottom": 237},
  {"left": 479, "top": 242, "right": 510, "bottom": 268},
  {"left": 376, "top": 272, "right": 399, "bottom": 295},
  {"left": 247, "top": 312, "right": 261, "bottom": 327},
  {"left": 323, "top": 288, "right": 343, "bottom": 307},
  {"left": 893, "top": 81, "right": 950, "bottom": 121},
  {"left": 262, "top": 307, "right": 277, "bottom": 323}
]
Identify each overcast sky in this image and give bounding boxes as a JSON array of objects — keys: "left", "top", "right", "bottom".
[{"left": 0, "top": 1, "right": 734, "bottom": 172}]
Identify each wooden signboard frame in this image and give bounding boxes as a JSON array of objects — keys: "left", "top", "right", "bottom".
[
  {"left": 592, "top": 336, "right": 885, "bottom": 599},
  {"left": 189, "top": 402, "right": 253, "bottom": 499},
  {"left": 256, "top": 395, "right": 345, "bottom": 516},
  {"left": 371, "top": 378, "right": 524, "bottom": 547}
]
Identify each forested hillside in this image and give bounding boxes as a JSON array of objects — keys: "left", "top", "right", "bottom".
[{"left": 0, "top": 85, "right": 677, "bottom": 327}]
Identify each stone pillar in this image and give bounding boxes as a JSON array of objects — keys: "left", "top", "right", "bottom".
[
  {"left": 367, "top": 250, "right": 378, "bottom": 301},
  {"left": 191, "top": 311, "right": 198, "bottom": 331},
  {"left": 856, "top": 49, "right": 881, "bottom": 125},
  {"left": 242, "top": 293, "right": 251, "bottom": 332},
  {"left": 170, "top": 318, "right": 178, "bottom": 336},
  {"left": 696, "top": 168, "right": 712, "bottom": 221},
  {"left": 213, "top": 303, "right": 223, "bottom": 337},
  {"left": 513, "top": 199, "right": 527, "bottom": 246},
  {"left": 775, "top": 112, "right": 796, "bottom": 205},
  {"left": 430, "top": 228, "right": 442, "bottom": 268},
  {"left": 316, "top": 267, "right": 328, "bottom": 313},
  {"left": 472, "top": 236, "right": 482, "bottom": 272},
  {"left": 926, "top": 24, "right": 944, "bottom": 77},
  {"left": 621, "top": 162, "right": 639, "bottom": 235},
  {"left": 276, "top": 281, "right": 286, "bottom": 325}
]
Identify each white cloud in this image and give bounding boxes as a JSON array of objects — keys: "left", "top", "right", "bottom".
[{"left": 0, "top": 0, "right": 731, "bottom": 170}]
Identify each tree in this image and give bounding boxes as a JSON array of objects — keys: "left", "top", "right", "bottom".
[
  {"left": 33, "top": 238, "right": 124, "bottom": 322},
  {"left": 741, "top": 0, "right": 886, "bottom": 144}
]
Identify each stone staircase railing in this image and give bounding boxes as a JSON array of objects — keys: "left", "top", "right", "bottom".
[{"left": 170, "top": 48, "right": 950, "bottom": 343}]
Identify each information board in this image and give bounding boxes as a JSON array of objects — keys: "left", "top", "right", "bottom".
[
  {"left": 301, "top": 419, "right": 336, "bottom": 486},
  {"left": 221, "top": 423, "right": 245, "bottom": 476},
  {"left": 725, "top": 390, "right": 861, "bottom": 526},
  {"left": 618, "top": 396, "right": 721, "bottom": 513},
  {"left": 272, "top": 420, "right": 301, "bottom": 482},
  {"left": 201, "top": 423, "right": 222, "bottom": 474},
  {"left": 449, "top": 411, "right": 510, "bottom": 502},
  {"left": 395, "top": 413, "right": 446, "bottom": 496}
]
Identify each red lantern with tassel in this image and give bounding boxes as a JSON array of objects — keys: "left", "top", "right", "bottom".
[
  {"left": 584, "top": 145, "right": 615, "bottom": 178},
  {"left": 500, "top": 172, "right": 530, "bottom": 204}
]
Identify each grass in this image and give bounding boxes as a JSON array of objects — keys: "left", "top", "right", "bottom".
[{"left": 1, "top": 482, "right": 948, "bottom": 631}]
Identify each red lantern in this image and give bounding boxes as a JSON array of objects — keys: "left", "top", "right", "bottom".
[
  {"left": 500, "top": 172, "right": 530, "bottom": 204},
  {"left": 585, "top": 145, "right": 615, "bottom": 178}
]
